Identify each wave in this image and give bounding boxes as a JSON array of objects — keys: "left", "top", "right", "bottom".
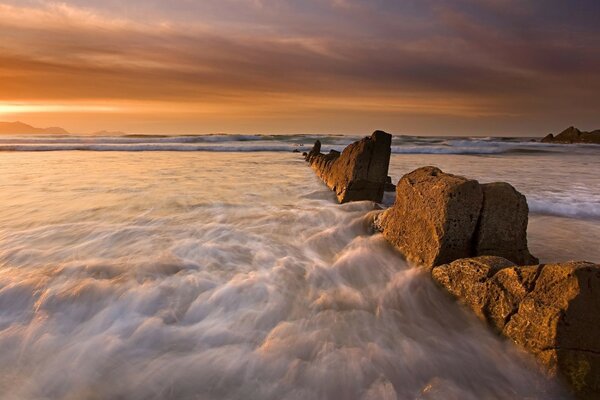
[
  {"left": 0, "top": 134, "right": 596, "bottom": 154},
  {"left": 529, "top": 198, "right": 600, "bottom": 220}
]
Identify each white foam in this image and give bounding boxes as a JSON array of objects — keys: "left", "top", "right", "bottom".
[{"left": 0, "top": 152, "right": 571, "bottom": 399}]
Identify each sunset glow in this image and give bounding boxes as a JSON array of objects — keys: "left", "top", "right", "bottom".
[
  {"left": 0, "top": 103, "right": 119, "bottom": 115},
  {"left": 0, "top": 0, "right": 599, "bottom": 134}
]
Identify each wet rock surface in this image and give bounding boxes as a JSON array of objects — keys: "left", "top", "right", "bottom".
[
  {"left": 376, "top": 167, "right": 537, "bottom": 268},
  {"left": 305, "top": 131, "right": 392, "bottom": 203},
  {"left": 432, "top": 256, "right": 600, "bottom": 399}
]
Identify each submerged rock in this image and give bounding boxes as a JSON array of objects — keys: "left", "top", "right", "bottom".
[
  {"left": 305, "top": 131, "right": 392, "bottom": 203},
  {"left": 542, "top": 126, "right": 600, "bottom": 144},
  {"left": 432, "top": 256, "right": 600, "bottom": 399},
  {"left": 376, "top": 167, "right": 537, "bottom": 268}
]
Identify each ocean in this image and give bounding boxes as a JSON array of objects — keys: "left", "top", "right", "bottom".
[{"left": 0, "top": 133, "right": 598, "bottom": 399}]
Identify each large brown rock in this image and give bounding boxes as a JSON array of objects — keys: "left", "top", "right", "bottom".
[
  {"left": 305, "top": 131, "right": 392, "bottom": 203},
  {"left": 376, "top": 166, "right": 482, "bottom": 267},
  {"left": 542, "top": 126, "right": 600, "bottom": 144},
  {"left": 476, "top": 182, "right": 538, "bottom": 265},
  {"left": 376, "top": 167, "right": 537, "bottom": 268},
  {"left": 432, "top": 256, "right": 600, "bottom": 399}
]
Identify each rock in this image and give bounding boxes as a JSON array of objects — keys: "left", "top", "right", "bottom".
[
  {"left": 476, "top": 183, "right": 538, "bottom": 265},
  {"left": 376, "top": 166, "right": 483, "bottom": 268},
  {"left": 432, "top": 256, "right": 600, "bottom": 399},
  {"left": 384, "top": 176, "right": 396, "bottom": 192},
  {"left": 376, "top": 167, "right": 537, "bottom": 268},
  {"left": 292, "top": 149, "right": 300, "bottom": 153},
  {"left": 305, "top": 140, "right": 322, "bottom": 163},
  {"left": 541, "top": 127, "right": 600, "bottom": 144},
  {"left": 305, "top": 131, "right": 392, "bottom": 203}
]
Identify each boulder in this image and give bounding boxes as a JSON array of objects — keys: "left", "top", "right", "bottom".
[
  {"left": 432, "top": 256, "right": 600, "bottom": 399},
  {"left": 376, "top": 166, "right": 483, "bottom": 268},
  {"left": 541, "top": 127, "right": 600, "bottom": 144},
  {"left": 305, "top": 131, "right": 392, "bottom": 203},
  {"left": 476, "top": 183, "right": 538, "bottom": 265},
  {"left": 376, "top": 167, "right": 537, "bottom": 268}
]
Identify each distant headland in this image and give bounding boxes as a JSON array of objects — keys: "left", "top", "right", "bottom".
[
  {"left": 542, "top": 126, "right": 600, "bottom": 144},
  {"left": 0, "top": 121, "right": 127, "bottom": 136},
  {"left": 0, "top": 121, "right": 69, "bottom": 135}
]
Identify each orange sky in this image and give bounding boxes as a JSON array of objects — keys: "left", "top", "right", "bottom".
[{"left": 0, "top": 0, "right": 599, "bottom": 135}]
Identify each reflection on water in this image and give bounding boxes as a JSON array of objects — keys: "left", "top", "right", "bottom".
[{"left": 0, "top": 151, "right": 589, "bottom": 399}]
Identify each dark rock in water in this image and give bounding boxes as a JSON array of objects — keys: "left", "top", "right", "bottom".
[
  {"left": 476, "top": 183, "right": 538, "bottom": 265},
  {"left": 432, "top": 256, "right": 600, "bottom": 399},
  {"left": 384, "top": 176, "right": 396, "bottom": 191},
  {"left": 375, "top": 167, "right": 537, "bottom": 268},
  {"left": 376, "top": 166, "right": 482, "bottom": 268},
  {"left": 541, "top": 127, "right": 600, "bottom": 144},
  {"left": 305, "top": 131, "right": 392, "bottom": 203},
  {"left": 384, "top": 183, "right": 396, "bottom": 192},
  {"left": 292, "top": 149, "right": 300, "bottom": 153},
  {"left": 305, "top": 140, "right": 322, "bottom": 163}
]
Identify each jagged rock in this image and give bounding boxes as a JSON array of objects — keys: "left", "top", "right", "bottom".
[
  {"left": 541, "top": 127, "right": 600, "bottom": 144},
  {"left": 376, "top": 166, "right": 483, "bottom": 268},
  {"left": 432, "top": 256, "right": 600, "bottom": 399},
  {"left": 305, "top": 131, "right": 392, "bottom": 203},
  {"left": 376, "top": 167, "right": 537, "bottom": 268},
  {"left": 477, "top": 183, "right": 538, "bottom": 265},
  {"left": 305, "top": 140, "right": 322, "bottom": 163}
]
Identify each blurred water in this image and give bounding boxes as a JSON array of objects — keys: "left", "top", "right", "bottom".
[{"left": 0, "top": 149, "right": 595, "bottom": 399}]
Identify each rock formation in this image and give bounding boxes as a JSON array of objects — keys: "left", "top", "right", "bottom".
[
  {"left": 432, "top": 256, "right": 600, "bottom": 399},
  {"left": 376, "top": 166, "right": 537, "bottom": 268},
  {"left": 542, "top": 126, "right": 600, "bottom": 144},
  {"left": 305, "top": 131, "right": 392, "bottom": 203},
  {"left": 476, "top": 182, "right": 536, "bottom": 264}
]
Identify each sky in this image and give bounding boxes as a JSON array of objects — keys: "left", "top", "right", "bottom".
[{"left": 0, "top": 0, "right": 598, "bottom": 135}]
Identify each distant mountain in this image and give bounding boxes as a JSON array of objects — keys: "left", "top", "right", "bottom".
[{"left": 0, "top": 121, "right": 69, "bottom": 135}]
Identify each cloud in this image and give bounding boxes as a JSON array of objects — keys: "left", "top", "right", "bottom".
[{"left": 0, "top": 0, "right": 598, "bottom": 134}]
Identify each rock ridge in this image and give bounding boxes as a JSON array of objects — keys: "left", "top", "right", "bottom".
[{"left": 304, "top": 130, "right": 392, "bottom": 203}]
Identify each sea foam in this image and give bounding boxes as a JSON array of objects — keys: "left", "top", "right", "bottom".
[{"left": 0, "top": 152, "right": 577, "bottom": 399}]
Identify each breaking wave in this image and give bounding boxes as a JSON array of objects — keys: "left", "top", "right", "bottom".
[{"left": 0, "top": 134, "right": 597, "bottom": 154}]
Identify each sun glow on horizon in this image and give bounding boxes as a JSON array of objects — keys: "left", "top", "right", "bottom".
[{"left": 0, "top": 103, "right": 120, "bottom": 116}]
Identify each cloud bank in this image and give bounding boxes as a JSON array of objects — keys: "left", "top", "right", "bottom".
[{"left": 0, "top": 0, "right": 598, "bottom": 134}]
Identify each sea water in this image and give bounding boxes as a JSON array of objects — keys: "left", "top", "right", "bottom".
[{"left": 0, "top": 134, "right": 598, "bottom": 399}]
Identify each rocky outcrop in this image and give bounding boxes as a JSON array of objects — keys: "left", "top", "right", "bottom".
[
  {"left": 542, "top": 127, "right": 600, "bottom": 144},
  {"left": 432, "top": 256, "right": 600, "bottom": 399},
  {"left": 376, "top": 167, "right": 537, "bottom": 268},
  {"left": 476, "top": 182, "right": 538, "bottom": 265},
  {"left": 305, "top": 131, "right": 392, "bottom": 203},
  {"left": 376, "top": 166, "right": 483, "bottom": 267}
]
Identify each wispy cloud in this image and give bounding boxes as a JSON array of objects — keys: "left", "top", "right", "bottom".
[{"left": 0, "top": 0, "right": 598, "bottom": 134}]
